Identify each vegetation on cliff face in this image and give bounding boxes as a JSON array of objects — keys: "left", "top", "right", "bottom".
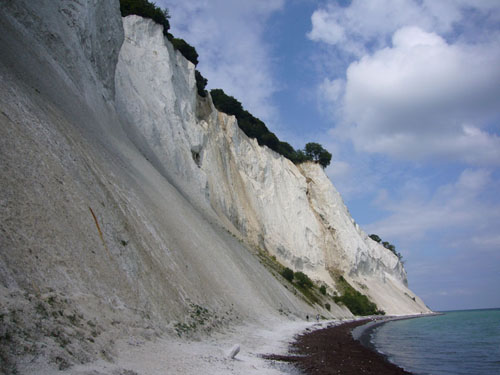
[
  {"left": 119, "top": 0, "right": 207, "bottom": 95},
  {"left": 281, "top": 267, "right": 294, "bottom": 282},
  {"left": 369, "top": 234, "right": 403, "bottom": 260},
  {"left": 332, "top": 274, "right": 385, "bottom": 316},
  {"left": 119, "top": 0, "right": 170, "bottom": 35},
  {"left": 119, "top": 1, "right": 332, "bottom": 165},
  {"left": 210, "top": 88, "right": 332, "bottom": 168},
  {"left": 304, "top": 143, "right": 332, "bottom": 170},
  {"left": 170, "top": 37, "right": 199, "bottom": 65},
  {"left": 195, "top": 70, "right": 208, "bottom": 97}
]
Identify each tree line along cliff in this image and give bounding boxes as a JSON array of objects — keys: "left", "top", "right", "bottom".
[{"left": 119, "top": 0, "right": 332, "bottom": 168}]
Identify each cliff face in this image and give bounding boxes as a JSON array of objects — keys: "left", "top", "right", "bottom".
[
  {"left": 115, "top": 15, "right": 428, "bottom": 315},
  {"left": 0, "top": 1, "right": 428, "bottom": 373}
]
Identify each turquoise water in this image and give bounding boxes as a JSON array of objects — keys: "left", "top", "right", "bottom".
[{"left": 371, "top": 309, "right": 500, "bottom": 375}]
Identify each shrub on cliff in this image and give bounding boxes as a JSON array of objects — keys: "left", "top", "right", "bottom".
[
  {"left": 370, "top": 234, "right": 403, "bottom": 260},
  {"left": 275, "top": 141, "right": 297, "bottom": 161},
  {"left": 333, "top": 274, "right": 383, "bottom": 316},
  {"left": 195, "top": 70, "right": 207, "bottom": 97},
  {"left": 170, "top": 37, "right": 199, "bottom": 66},
  {"left": 304, "top": 142, "right": 332, "bottom": 168},
  {"left": 334, "top": 289, "right": 379, "bottom": 316},
  {"left": 119, "top": 0, "right": 170, "bottom": 34},
  {"left": 281, "top": 267, "right": 294, "bottom": 282},
  {"left": 210, "top": 89, "right": 243, "bottom": 115},
  {"left": 210, "top": 89, "right": 332, "bottom": 167},
  {"left": 210, "top": 89, "right": 273, "bottom": 145},
  {"left": 119, "top": 0, "right": 200, "bottom": 66},
  {"left": 294, "top": 271, "right": 313, "bottom": 289}
]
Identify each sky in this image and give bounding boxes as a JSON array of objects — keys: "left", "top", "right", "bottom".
[{"left": 161, "top": 0, "right": 500, "bottom": 312}]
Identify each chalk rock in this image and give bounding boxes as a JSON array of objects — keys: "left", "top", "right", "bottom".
[
  {"left": 115, "top": 15, "right": 430, "bottom": 315},
  {"left": 227, "top": 344, "right": 240, "bottom": 359}
]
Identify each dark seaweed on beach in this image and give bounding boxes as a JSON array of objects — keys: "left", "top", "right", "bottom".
[{"left": 264, "top": 320, "right": 413, "bottom": 375}]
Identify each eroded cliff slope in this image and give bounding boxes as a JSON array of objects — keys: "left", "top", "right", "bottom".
[
  {"left": 115, "top": 15, "right": 429, "bottom": 316},
  {"left": 0, "top": 1, "right": 429, "bottom": 373}
]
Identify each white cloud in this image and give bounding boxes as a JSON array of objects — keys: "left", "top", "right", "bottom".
[
  {"left": 328, "top": 26, "right": 500, "bottom": 165},
  {"left": 307, "top": 0, "right": 450, "bottom": 58},
  {"left": 308, "top": 9, "right": 346, "bottom": 45},
  {"left": 310, "top": 1, "right": 500, "bottom": 167},
  {"left": 161, "top": 0, "right": 284, "bottom": 124},
  {"left": 308, "top": 0, "right": 500, "bottom": 52}
]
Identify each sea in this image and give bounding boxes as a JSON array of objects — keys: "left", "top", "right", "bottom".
[{"left": 369, "top": 308, "right": 500, "bottom": 375}]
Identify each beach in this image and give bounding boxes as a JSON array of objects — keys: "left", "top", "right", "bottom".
[
  {"left": 18, "top": 317, "right": 412, "bottom": 374},
  {"left": 265, "top": 319, "right": 413, "bottom": 374}
]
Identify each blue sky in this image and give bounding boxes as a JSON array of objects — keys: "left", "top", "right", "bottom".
[{"left": 162, "top": 0, "right": 500, "bottom": 312}]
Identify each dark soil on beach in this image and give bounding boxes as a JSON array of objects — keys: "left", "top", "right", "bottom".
[{"left": 264, "top": 319, "right": 413, "bottom": 375}]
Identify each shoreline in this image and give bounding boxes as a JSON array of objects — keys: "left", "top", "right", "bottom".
[
  {"left": 23, "top": 314, "right": 440, "bottom": 374},
  {"left": 265, "top": 313, "right": 440, "bottom": 375},
  {"left": 264, "top": 318, "right": 413, "bottom": 374},
  {"left": 352, "top": 313, "right": 441, "bottom": 370}
]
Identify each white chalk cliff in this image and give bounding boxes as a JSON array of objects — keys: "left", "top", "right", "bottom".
[
  {"left": 0, "top": 1, "right": 430, "bottom": 373},
  {"left": 114, "top": 15, "right": 427, "bottom": 314}
]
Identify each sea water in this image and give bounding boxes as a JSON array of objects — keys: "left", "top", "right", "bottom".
[{"left": 370, "top": 309, "right": 500, "bottom": 375}]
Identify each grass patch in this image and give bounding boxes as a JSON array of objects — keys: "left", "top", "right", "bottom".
[
  {"left": 294, "top": 283, "right": 320, "bottom": 305},
  {"left": 253, "top": 247, "right": 326, "bottom": 306},
  {"left": 330, "top": 272, "right": 385, "bottom": 316}
]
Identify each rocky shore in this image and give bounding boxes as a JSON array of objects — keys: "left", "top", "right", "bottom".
[{"left": 265, "top": 319, "right": 413, "bottom": 374}]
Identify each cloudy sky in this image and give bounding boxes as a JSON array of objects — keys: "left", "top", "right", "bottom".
[{"left": 161, "top": 0, "right": 500, "bottom": 311}]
